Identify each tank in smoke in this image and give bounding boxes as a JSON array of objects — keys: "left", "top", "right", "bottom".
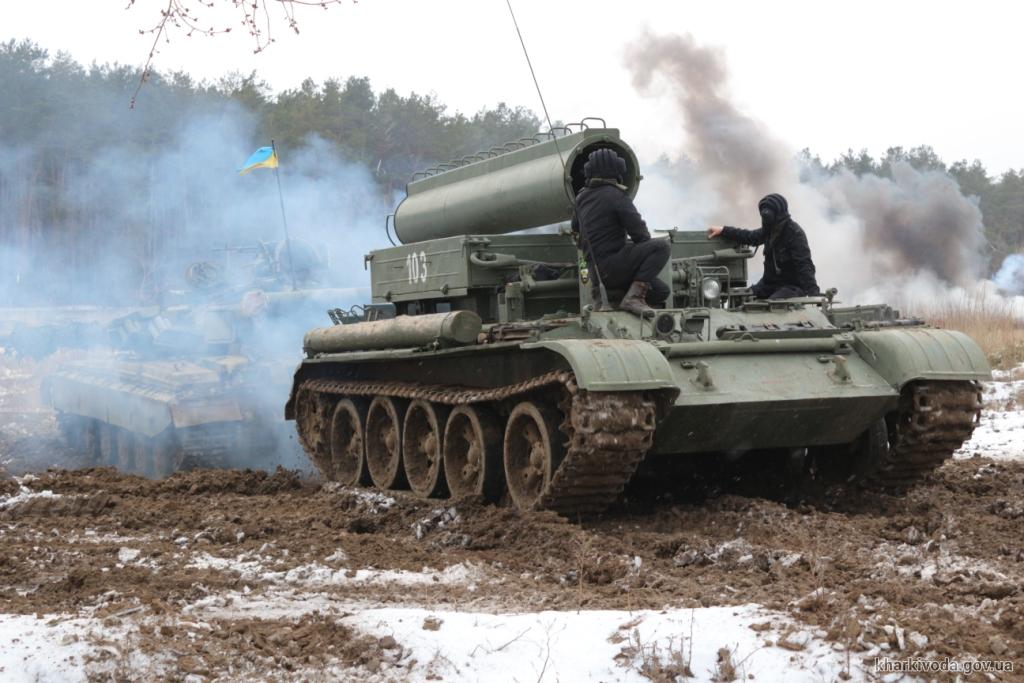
[
  {"left": 41, "top": 243, "right": 369, "bottom": 477},
  {"left": 285, "top": 122, "right": 989, "bottom": 518},
  {"left": 394, "top": 127, "right": 640, "bottom": 243}
]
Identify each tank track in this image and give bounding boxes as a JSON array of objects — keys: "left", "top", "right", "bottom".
[
  {"left": 296, "top": 372, "right": 657, "bottom": 516},
  {"left": 869, "top": 380, "right": 983, "bottom": 489}
]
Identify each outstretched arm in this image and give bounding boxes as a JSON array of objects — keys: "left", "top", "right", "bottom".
[{"left": 718, "top": 225, "right": 769, "bottom": 246}]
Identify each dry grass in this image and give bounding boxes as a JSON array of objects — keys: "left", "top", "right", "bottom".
[{"left": 904, "top": 292, "right": 1024, "bottom": 370}]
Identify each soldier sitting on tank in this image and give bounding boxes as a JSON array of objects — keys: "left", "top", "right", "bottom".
[
  {"left": 706, "top": 193, "right": 819, "bottom": 299},
  {"left": 571, "top": 148, "right": 670, "bottom": 318}
]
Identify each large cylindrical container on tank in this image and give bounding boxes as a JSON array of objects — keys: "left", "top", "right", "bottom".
[
  {"left": 303, "top": 311, "right": 482, "bottom": 354},
  {"left": 393, "top": 128, "right": 641, "bottom": 244}
]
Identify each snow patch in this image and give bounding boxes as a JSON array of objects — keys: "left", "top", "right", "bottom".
[
  {"left": 0, "top": 614, "right": 121, "bottom": 682},
  {"left": 955, "top": 367, "right": 1024, "bottom": 461},
  {"left": 871, "top": 541, "right": 1011, "bottom": 584},
  {"left": 185, "top": 551, "right": 487, "bottom": 590},
  {"left": 348, "top": 605, "right": 853, "bottom": 682},
  {"left": 117, "top": 547, "right": 141, "bottom": 564},
  {"left": 0, "top": 485, "right": 61, "bottom": 511}
]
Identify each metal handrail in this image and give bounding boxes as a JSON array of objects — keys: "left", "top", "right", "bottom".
[{"left": 409, "top": 119, "right": 612, "bottom": 178}]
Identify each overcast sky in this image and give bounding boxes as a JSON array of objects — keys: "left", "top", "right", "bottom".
[{"left": 6, "top": 0, "right": 1022, "bottom": 172}]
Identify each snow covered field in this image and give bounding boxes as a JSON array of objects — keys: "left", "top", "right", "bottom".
[
  {"left": 956, "top": 364, "right": 1024, "bottom": 460},
  {"left": 0, "top": 594, "right": 857, "bottom": 681}
]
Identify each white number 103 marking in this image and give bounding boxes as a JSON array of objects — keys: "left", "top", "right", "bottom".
[{"left": 406, "top": 251, "right": 428, "bottom": 284}]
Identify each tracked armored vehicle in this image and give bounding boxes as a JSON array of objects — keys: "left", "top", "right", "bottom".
[
  {"left": 42, "top": 243, "right": 369, "bottom": 476},
  {"left": 287, "top": 124, "right": 991, "bottom": 515}
]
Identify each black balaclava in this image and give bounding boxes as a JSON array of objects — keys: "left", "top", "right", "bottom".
[
  {"left": 757, "top": 193, "right": 789, "bottom": 229},
  {"left": 584, "top": 148, "right": 628, "bottom": 184}
]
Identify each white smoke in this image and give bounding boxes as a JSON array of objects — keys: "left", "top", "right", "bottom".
[
  {"left": 0, "top": 87, "right": 388, "bottom": 471},
  {"left": 993, "top": 254, "right": 1024, "bottom": 295},
  {"left": 624, "top": 31, "right": 1019, "bottom": 310}
]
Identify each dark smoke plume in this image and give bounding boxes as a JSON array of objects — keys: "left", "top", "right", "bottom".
[
  {"left": 821, "top": 165, "right": 984, "bottom": 286},
  {"left": 627, "top": 32, "right": 788, "bottom": 214},
  {"left": 625, "top": 31, "right": 986, "bottom": 292}
]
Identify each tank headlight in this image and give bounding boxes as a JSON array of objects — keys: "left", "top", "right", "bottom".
[
  {"left": 701, "top": 278, "right": 722, "bottom": 302},
  {"left": 654, "top": 312, "right": 677, "bottom": 336}
]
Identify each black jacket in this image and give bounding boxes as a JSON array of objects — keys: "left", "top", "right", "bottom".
[
  {"left": 722, "top": 219, "right": 819, "bottom": 296},
  {"left": 571, "top": 181, "right": 651, "bottom": 263}
]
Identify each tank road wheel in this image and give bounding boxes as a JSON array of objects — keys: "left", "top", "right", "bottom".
[
  {"left": 403, "top": 400, "right": 451, "bottom": 498},
  {"left": 328, "top": 398, "right": 370, "bottom": 485},
  {"left": 503, "top": 401, "right": 565, "bottom": 511},
  {"left": 79, "top": 419, "right": 101, "bottom": 466},
  {"left": 98, "top": 423, "right": 116, "bottom": 467},
  {"left": 57, "top": 414, "right": 79, "bottom": 449},
  {"left": 151, "top": 437, "right": 178, "bottom": 478},
  {"left": 443, "top": 405, "right": 503, "bottom": 501},
  {"left": 58, "top": 415, "right": 101, "bottom": 465},
  {"left": 365, "top": 396, "right": 409, "bottom": 490},
  {"left": 115, "top": 429, "right": 137, "bottom": 474},
  {"left": 132, "top": 435, "right": 152, "bottom": 477}
]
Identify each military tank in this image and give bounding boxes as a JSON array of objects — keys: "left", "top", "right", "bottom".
[
  {"left": 42, "top": 241, "right": 373, "bottom": 476},
  {"left": 286, "top": 124, "right": 991, "bottom": 515}
]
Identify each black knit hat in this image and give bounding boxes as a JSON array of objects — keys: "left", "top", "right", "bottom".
[
  {"left": 757, "top": 193, "right": 789, "bottom": 218},
  {"left": 584, "top": 148, "right": 627, "bottom": 181}
]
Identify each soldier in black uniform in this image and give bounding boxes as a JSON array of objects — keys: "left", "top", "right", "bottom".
[
  {"left": 707, "top": 193, "right": 819, "bottom": 299},
  {"left": 571, "top": 149, "right": 670, "bottom": 317}
]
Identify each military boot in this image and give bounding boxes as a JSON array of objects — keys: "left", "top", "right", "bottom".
[{"left": 618, "top": 281, "right": 655, "bottom": 318}]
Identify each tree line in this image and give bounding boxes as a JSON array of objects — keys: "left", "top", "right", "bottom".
[{"left": 0, "top": 39, "right": 1020, "bottom": 304}]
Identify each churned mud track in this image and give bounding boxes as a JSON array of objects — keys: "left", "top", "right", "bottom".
[{"left": 1, "top": 459, "right": 1022, "bottom": 680}]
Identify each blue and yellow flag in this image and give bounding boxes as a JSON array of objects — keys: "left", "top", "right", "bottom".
[{"left": 238, "top": 146, "right": 279, "bottom": 175}]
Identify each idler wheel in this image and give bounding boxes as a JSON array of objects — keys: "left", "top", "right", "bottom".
[
  {"left": 503, "top": 401, "right": 564, "bottom": 510},
  {"left": 61, "top": 416, "right": 102, "bottom": 466},
  {"left": 79, "top": 419, "right": 101, "bottom": 466},
  {"left": 133, "top": 434, "right": 155, "bottom": 478},
  {"left": 365, "top": 396, "right": 409, "bottom": 489},
  {"left": 443, "top": 405, "right": 503, "bottom": 501},
  {"left": 403, "top": 400, "right": 451, "bottom": 498},
  {"left": 294, "top": 388, "right": 337, "bottom": 473},
  {"left": 329, "top": 398, "right": 370, "bottom": 485}
]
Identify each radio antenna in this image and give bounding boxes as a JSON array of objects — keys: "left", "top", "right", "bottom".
[
  {"left": 504, "top": 0, "right": 565, "bottom": 174},
  {"left": 504, "top": 0, "right": 611, "bottom": 310}
]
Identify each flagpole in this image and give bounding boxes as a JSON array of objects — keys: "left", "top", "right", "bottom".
[{"left": 271, "top": 139, "right": 298, "bottom": 291}]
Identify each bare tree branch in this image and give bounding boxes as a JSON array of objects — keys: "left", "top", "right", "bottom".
[{"left": 127, "top": 0, "right": 349, "bottom": 108}]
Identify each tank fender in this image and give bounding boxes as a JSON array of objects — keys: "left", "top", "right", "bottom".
[
  {"left": 44, "top": 373, "right": 244, "bottom": 437},
  {"left": 283, "top": 340, "right": 678, "bottom": 420},
  {"left": 851, "top": 328, "right": 991, "bottom": 389},
  {"left": 522, "top": 339, "right": 679, "bottom": 395}
]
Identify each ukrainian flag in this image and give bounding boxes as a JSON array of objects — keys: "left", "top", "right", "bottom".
[{"left": 238, "top": 146, "right": 279, "bottom": 175}]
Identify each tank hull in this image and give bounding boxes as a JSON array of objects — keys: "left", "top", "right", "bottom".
[
  {"left": 288, "top": 306, "right": 990, "bottom": 516},
  {"left": 45, "top": 356, "right": 306, "bottom": 476}
]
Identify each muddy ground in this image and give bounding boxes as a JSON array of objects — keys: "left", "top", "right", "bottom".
[
  {"left": 1, "top": 457, "right": 1022, "bottom": 681},
  {"left": 2, "top": 355, "right": 1023, "bottom": 680}
]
